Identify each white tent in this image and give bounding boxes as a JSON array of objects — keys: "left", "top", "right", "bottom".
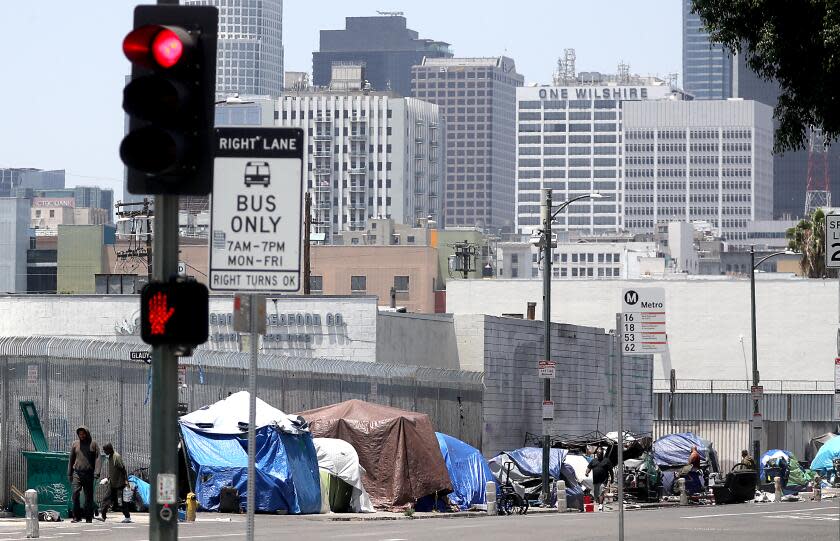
[
  {"left": 179, "top": 391, "right": 306, "bottom": 435},
  {"left": 313, "top": 438, "right": 374, "bottom": 513}
]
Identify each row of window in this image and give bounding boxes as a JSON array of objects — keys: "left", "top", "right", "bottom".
[
  {"left": 520, "top": 144, "right": 618, "bottom": 155},
  {"left": 519, "top": 100, "right": 620, "bottom": 110},
  {"left": 519, "top": 111, "right": 618, "bottom": 121},
  {"left": 308, "top": 275, "right": 410, "bottom": 294},
  {"left": 519, "top": 123, "right": 618, "bottom": 133}
]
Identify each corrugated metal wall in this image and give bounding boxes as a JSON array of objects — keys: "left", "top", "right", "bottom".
[
  {"left": 655, "top": 392, "right": 833, "bottom": 421},
  {"left": 0, "top": 338, "right": 484, "bottom": 508}
]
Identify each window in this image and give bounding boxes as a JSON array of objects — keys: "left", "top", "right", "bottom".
[
  {"left": 49, "top": 209, "right": 55, "bottom": 218},
  {"left": 310, "top": 275, "right": 323, "bottom": 293},
  {"left": 394, "top": 275, "right": 409, "bottom": 292},
  {"left": 511, "top": 254, "right": 519, "bottom": 264},
  {"left": 351, "top": 275, "right": 366, "bottom": 294},
  {"left": 511, "top": 267, "right": 519, "bottom": 278},
  {"left": 406, "top": 235, "right": 415, "bottom": 244}
]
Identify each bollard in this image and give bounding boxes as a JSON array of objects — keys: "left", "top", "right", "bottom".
[
  {"left": 813, "top": 475, "right": 822, "bottom": 502},
  {"left": 677, "top": 478, "right": 687, "bottom": 505},
  {"left": 485, "top": 481, "right": 497, "bottom": 515},
  {"left": 186, "top": 492, "right": 197, "bottom": 522},
  {"left": 24, "top": 489, "right": 38, "bottom": 539},
  {"left": 774, "top": 477, "right": 782, "bottom": 503},
  {"left": 556, "top": 481, "right": 567, "bottom": 513}
]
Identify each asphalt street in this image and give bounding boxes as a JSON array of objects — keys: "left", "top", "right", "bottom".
[{"left": 0, "top": 501, "right": 837, "bottom": 540}]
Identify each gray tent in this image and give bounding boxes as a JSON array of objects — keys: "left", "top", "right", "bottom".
[{"left": 805, "top": 432, "right": 839, "bottom": 463}]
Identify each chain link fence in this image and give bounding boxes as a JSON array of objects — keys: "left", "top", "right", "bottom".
[{"left": 0, "top": 337, "right": 484, "bottom": 508}]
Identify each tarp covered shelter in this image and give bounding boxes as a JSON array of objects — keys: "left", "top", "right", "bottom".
[
  {"left": 761, "top": 449, "right": 812, "bottom": 491},
  {"left": 806, "top": 433, "right": 839, "bottom": 464},
  {"left": 434, "top": 432, "right": 496, "bottom": 510},
  {"left": 297, "top": 400, "right": 452, "bottom": 510},
  {"left": 653, "top": 432, "right": 719, "bottom": 472},
  {"left": 489, "top": 448, "right": 584, "bottom": 509},
  {"left": 811, "top": 436, "right": 840, "bottom": 472},
  {"left": 179, "top": 392, "right": 321, "bottom": 514},
  {"left": 313, "top": 438, "right": 374, "bottom": 513}
]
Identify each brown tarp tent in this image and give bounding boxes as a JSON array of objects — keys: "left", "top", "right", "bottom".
[{"left": 296, "top": 399, "right": 452, "bottom": 510}]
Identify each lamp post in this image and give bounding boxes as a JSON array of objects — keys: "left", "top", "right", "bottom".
[
  {"left": 540, "top": 189, "right": 602, "bottom": 503},
  {"left": 749, "top": 245, "right": 794, "bottom": 471}
]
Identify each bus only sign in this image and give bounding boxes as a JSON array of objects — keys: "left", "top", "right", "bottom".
[{"left": 209, "top": 127, "right": 304, "bottom": 292}]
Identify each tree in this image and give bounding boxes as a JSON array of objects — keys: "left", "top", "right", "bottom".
[
  {"left": 786, "top": 208, "right": 836, "bottom": 277},
  {"left": 691, "top": 0, "right": 840, "bottom": 153}
]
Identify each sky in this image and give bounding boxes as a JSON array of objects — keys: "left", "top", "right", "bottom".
[{"left": 0, "top": 1, "right": 680, "bottom": 201}]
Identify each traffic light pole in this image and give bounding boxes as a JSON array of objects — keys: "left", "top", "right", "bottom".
[{"left": 150, "top": 194, "right": 180, "bottom": 541}]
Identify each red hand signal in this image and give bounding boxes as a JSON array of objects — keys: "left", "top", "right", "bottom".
[{"left": 148, "top": 292, "right": 175, "bottom": 335}]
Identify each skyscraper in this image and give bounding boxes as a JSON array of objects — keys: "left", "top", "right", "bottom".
[
  {"left": 313, "top": 15, "right": 452, "bottom": 97},
  {"left": 682, "top": 0, "right": 732, "bottom": 100},
  {"left": 184, "top": 0, "right": 284, "bottom": 97},
  {"left": 412, "top": 57, "right": 523, "bottom": 231},
  {"left": 735, "top": 52, "right": 840, "bottom": 218}
]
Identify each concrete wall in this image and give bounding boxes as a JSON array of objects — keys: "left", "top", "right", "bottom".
[
  {"left": 447, "top": 278, "right": 837, "bottom": 382},
  {"left": 376, "top": 312, "right": 459, "bottom": 368},
  {"left": 0, "top": 295, "right": 379, "bottom": 361},
  {"left": 480, "top": 315, "right": 653, "bottom": 457}
]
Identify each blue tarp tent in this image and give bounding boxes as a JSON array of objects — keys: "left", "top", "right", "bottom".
[
  {"left": 761, "top": 449, "right": 812, "bottom": 491},
  {"left": 811, "top": 437, "right": 840, "bottom": 472},
  {"left": 434, "top": 432, "right": 496, "bottom": 510},
  {"left": 179, "top": 392, "right": 321, "bottom": 514},
  {"left": 653, "top": 432, "right": 719, "bottom": 471},
  {"left": 505, "top": 447, "right": 566, "bottom": 479}
]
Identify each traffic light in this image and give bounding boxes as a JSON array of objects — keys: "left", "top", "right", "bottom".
[
  {"left": 121, "top": 5, "right": 218, "bottom": 195},
  {"left": 140, "top": 280, "right": 209, "bottom": 347}
]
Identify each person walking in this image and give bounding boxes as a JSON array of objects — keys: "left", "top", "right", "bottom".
[
  {"left": 586, "top": 448, "right": 613, "bottom": 511},
  {"left": 67, "top": 426, "right": 101, "bottom": 523},
  {"left": 97, "top": 443, "right": 132, "bottom": 523}
]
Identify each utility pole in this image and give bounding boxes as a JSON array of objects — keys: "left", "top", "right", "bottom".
[
  {"left": 304, "top": 192, "right": 311, "bottom": 294},
  {"left": 114, "top": 199, "right": 154, "bottom": 282},
  {"left": 540, "top": 188, "right": 552, "bottom": 503},
  {"left": 750, "top": 246, "right": 760, "bottom": 471}
]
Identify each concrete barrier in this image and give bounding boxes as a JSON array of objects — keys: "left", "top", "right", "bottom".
[
  {"left": 24, "top": 489, "right": 38, "bottom": 539},
  {"left": 486, "top": 481, "right": 497, "bottom": 515},
  {"left": 556, "top": 481, "right": 567, "bottom": 512}
]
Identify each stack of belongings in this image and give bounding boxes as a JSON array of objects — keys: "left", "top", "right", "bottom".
[
  {"left": 653, "top": 432, "right": 719, "bottom": 497},
  {"left": 489, "top": 447, "right": 584, "bottom": 509}
]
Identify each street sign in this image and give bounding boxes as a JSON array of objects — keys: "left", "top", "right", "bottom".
[
  {"left": 751, "top": 385, "right": 764, "bottom": 401},
  {"left": 538, "top": 359, "right": 556, "bottom": 379},
  {"left": 826, "top": 214, "right": 840, "bottom": 268},
  {"left": 209, "top": 127, "right": 304, "bottom": 292},
  {"left": 177, "top": 261, "right": 187, "bottom": 277},
  {"left": 130, "top": 351, "right": 151, "bottom": 363},
  {"left": 156, "top": 473, "right": 177, "bottom": 505},
  {"left": 752, "top": 412, "right": 763, "bottom": 433},
  {"left": 233, "top": 293, "right": 266, "bottom": 334},
  {"left": 542, "top": 400, "right": 555, "bottom": 420},
  {"left": 620, "top": 288, "right": 666, "bottom": 355}
]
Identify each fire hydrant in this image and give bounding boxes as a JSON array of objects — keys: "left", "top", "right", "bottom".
[{"left": 186, "top": 492, "right": 197, "bottom": 522}]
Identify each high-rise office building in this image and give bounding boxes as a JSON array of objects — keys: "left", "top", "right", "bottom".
[
  {"left": 0, "top": 168, "right": 65, "bottom": 197},
  {"left": 734, "top": 52, "right": 840, "bottom": 218},
  {"left": 412, "top": 57, "right": 523, "bottom": 231},
  {"left": 184, "top": 0, "right": 284, "bottom": 97},
  {"left": 278, "top": 90, "right": 443, "bottom": 242},
  {"left": 313, "top": 15, "right": 452, "bottom": 97},
  {"left": 623, "top": 99, "right": 774, "bottom": 242},
  {"left": 682, "top": 0, "right": 732, "bottom": 100},
  {"left": 0, "top": 198, "right": 31, "bottom": 293},
  {"left": 515, "top": 77, "right": 688, "bottom": 236}
]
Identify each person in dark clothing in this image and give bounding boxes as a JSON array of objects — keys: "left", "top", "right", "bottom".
[
  {"left": 97, "top": 443, "right": 131, "bottom": 523},
  {"left": 586, "top": 448, "right": 613, "bottom": 511},
  {"left": 67, "top": 426, "right": 101, "bottom": 523}
]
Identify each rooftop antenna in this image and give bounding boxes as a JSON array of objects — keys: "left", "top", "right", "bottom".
[
  {"left": 804, "top": 128, "right": 831, "bottom": 217},
  {"left": 617, "top": 60, "right": 630, "bottom": 84},
  {"left": 376, "top": 10, "right": 404, "bottom": 16},
  {"left": 553, "top": 48, "right": 576, "bottom": 85}
]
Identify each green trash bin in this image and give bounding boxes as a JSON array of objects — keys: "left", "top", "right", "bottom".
[{"left": 18, "top": 451, "right": 73, "bottom": 518}]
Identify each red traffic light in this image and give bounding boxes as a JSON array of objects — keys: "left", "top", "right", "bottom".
[{"left": 123, "top": 25, "right": 193, "bottom": 70}]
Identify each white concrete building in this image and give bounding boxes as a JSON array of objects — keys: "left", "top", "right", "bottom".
[
  {"left": 515, "top": 82, "right": 687, "bottom": 236},
  {"left": 623, "top": 99, "right": 774, "bottom": 242},
  {"left": 446, "top": 277, "right": 836, "bottom": 383},
  {"left": 278, "top": 91, "right": 443, "bottom": 242}
]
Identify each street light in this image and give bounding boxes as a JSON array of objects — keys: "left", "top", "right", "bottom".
[
  {"left": 749, "top": 245, "right": 796, "bottom": 472},
  {"left": 539, "top": 190, "right": 602, "bottom": 503}
]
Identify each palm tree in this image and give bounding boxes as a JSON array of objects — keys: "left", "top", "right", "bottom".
[{"left": 786, "top": 208, "right": 836, "bottom": 278}]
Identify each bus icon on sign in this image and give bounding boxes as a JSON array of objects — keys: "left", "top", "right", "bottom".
[{"left": 244, "top": 161, "right": 270, "bottom": 187}]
